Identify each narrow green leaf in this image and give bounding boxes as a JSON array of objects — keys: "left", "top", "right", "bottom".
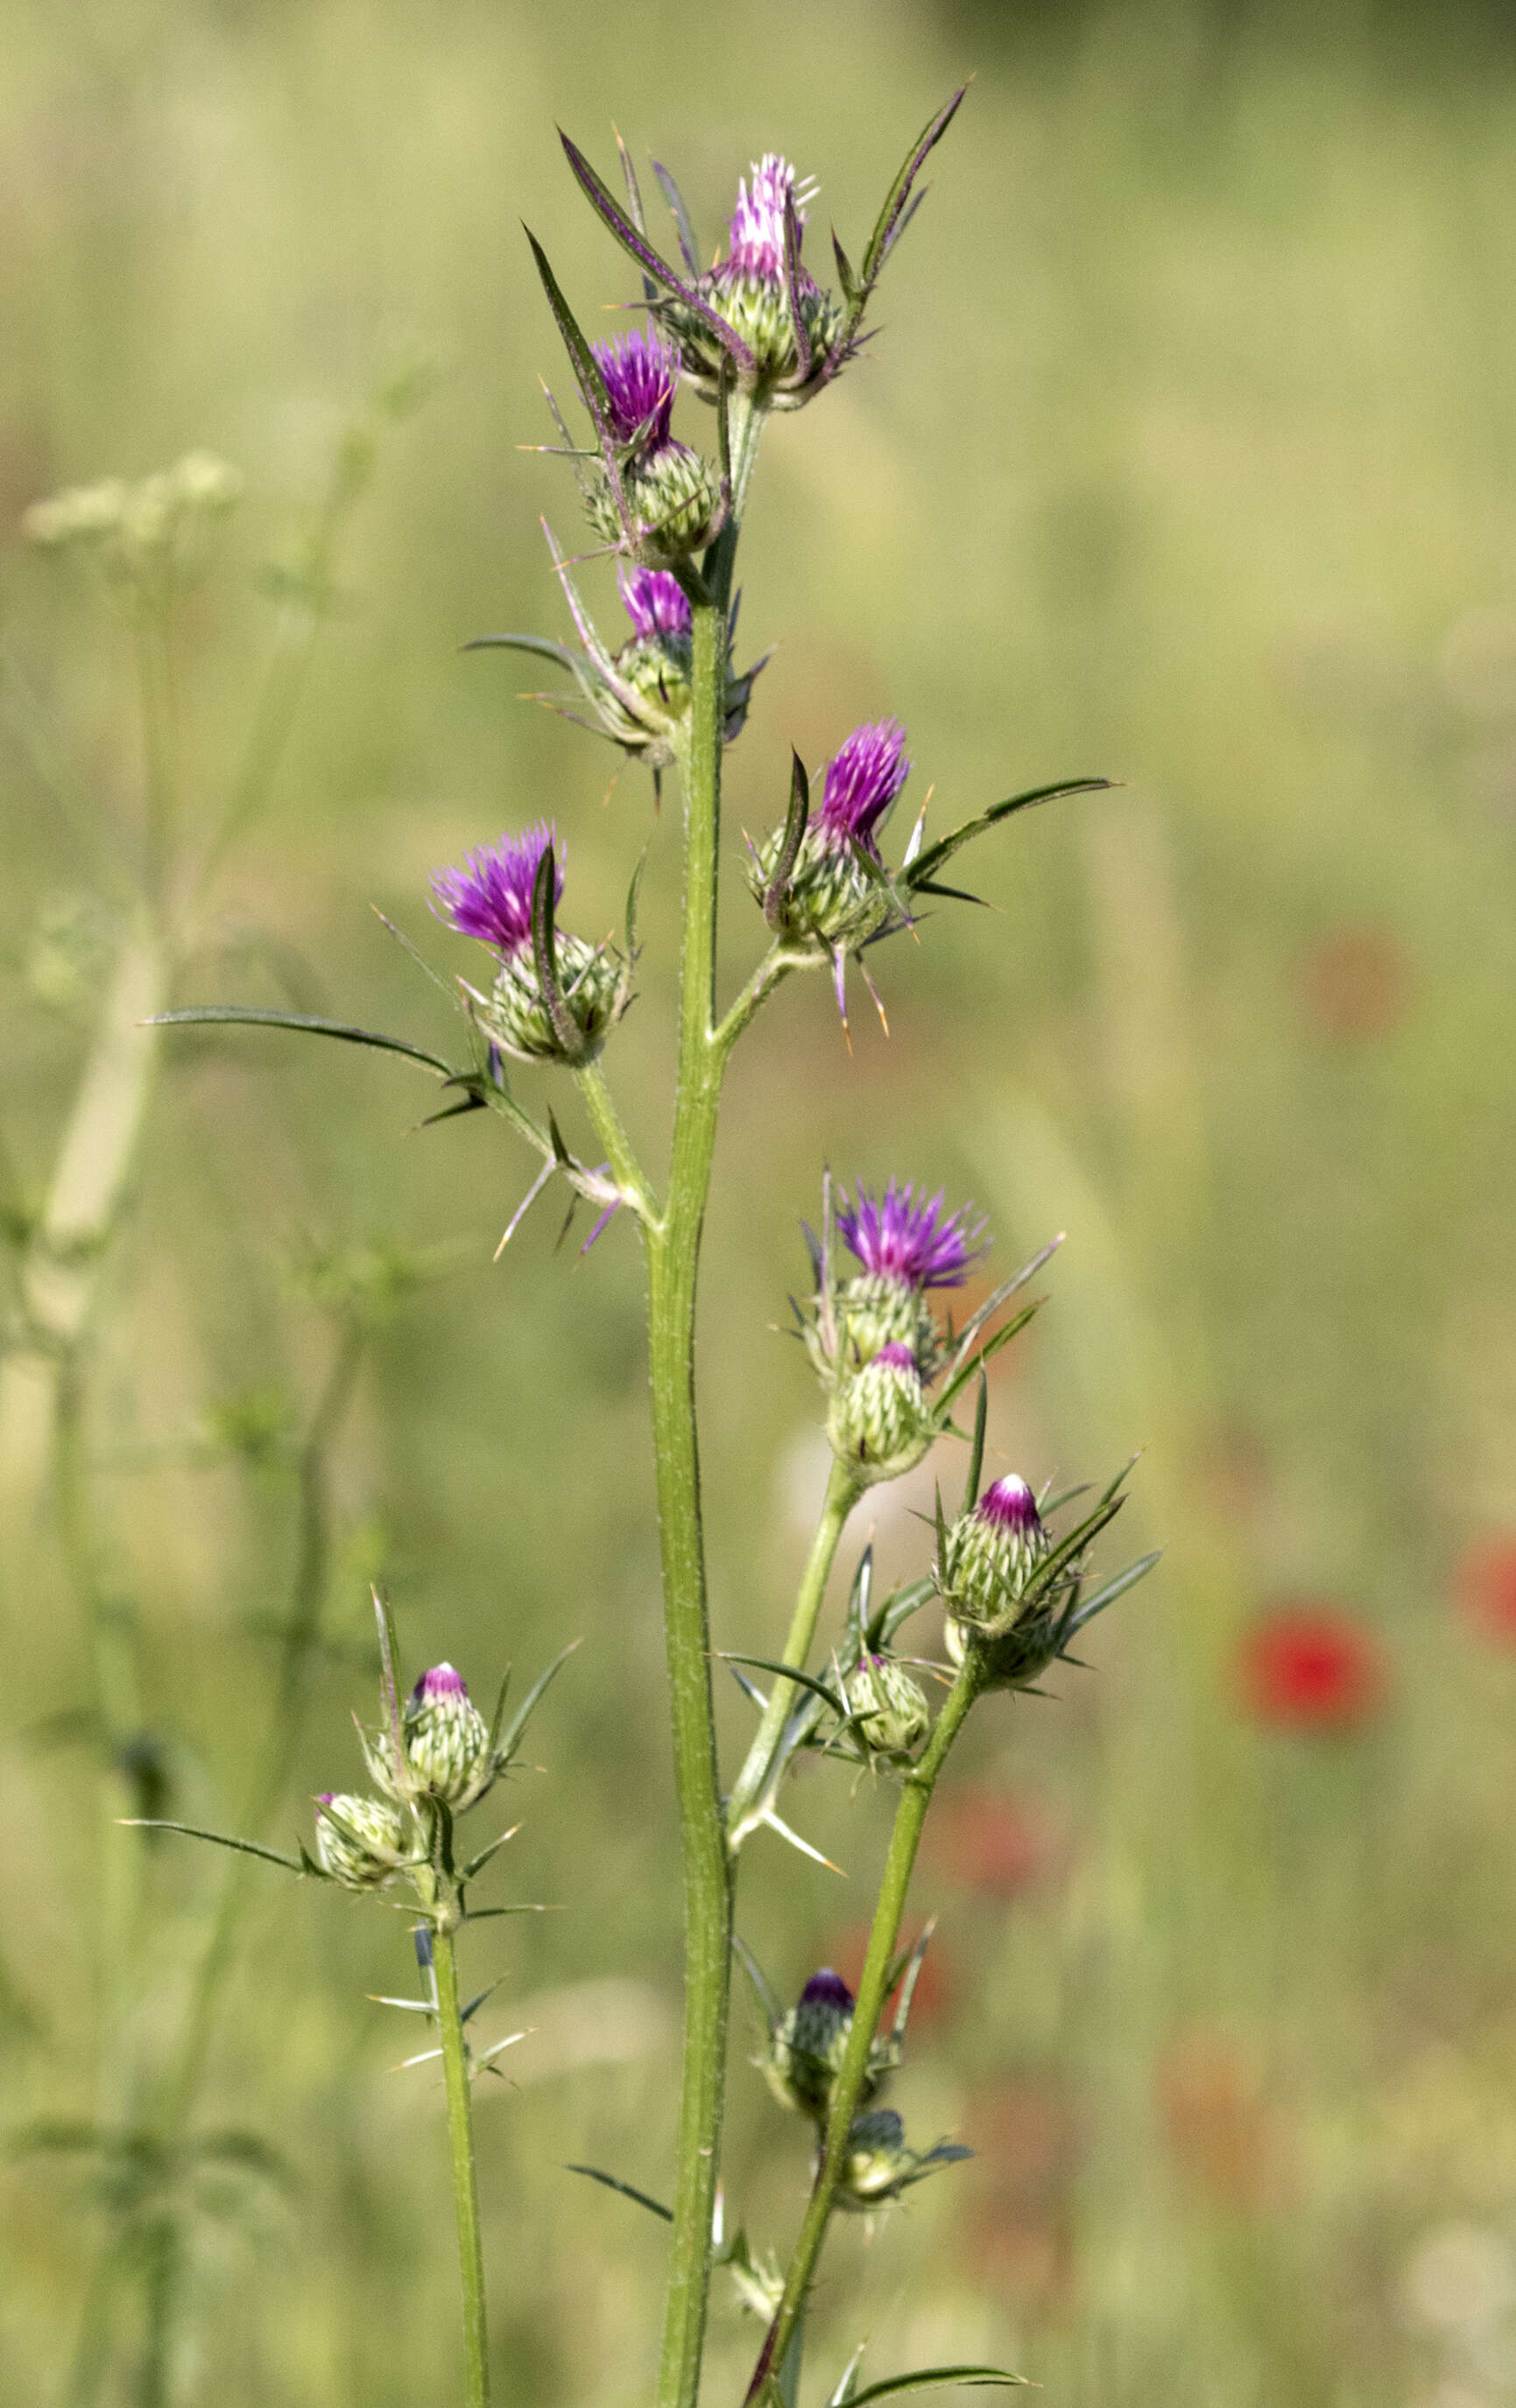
[
  {"left": 904, "top": 778, "right": 1111, "bottom": 891},
  {"left": 558, "top": 131, "right": 756, "bottom": 374},
  {"left": 495, "top": 1637, "right": 580, "bottom": 1768},
  {"left": 963, "top": 1368, "right": 987, "bottom": 1516},
  {"left": 845, "top": 2367, "right": 1027, "bottom": 2406},
  {"left": 857, "top": 88, "right": 970, "bottom": 298},
  {"left": 764, "top": 750, "right": 811, "bottom": 928},
  {"left": 461, "top": 1826, "right": 519, "bottom": 1882},
  {"left": 119, "top": 1820, "right": 309, "bottom": 1875},
  {"left": 531, "top": 848, "right": 582, "bottom": 1060},
  {"left": 148, "top": 1008, "right": 457, "bottom": 1080},
  {"left": 935, "top": 1300, "right": 1041, "bottom": 1412},
  {"left": 730, "top": 1931, "right": 783, "bottom": 2037},
  {"left": 716, "top": 1654, "right": 846, "bottom": 1718},
  {"left": 1062, "top": 1550, "right": 1160, "bottom": 1636},
  {"left": 522, "top": 227, "right": 612, "bottom": 439},
  {"left": 650, "top": 156, "right": 701, "bottom": 275},
  {"left": 565, "top": 2162, "right": 673, "bottom": 2222}
]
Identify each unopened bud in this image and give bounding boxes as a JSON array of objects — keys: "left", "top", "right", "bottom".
[
  {"left": 825, "top": 1343, "right": 934, "bottom": 1486},
  {"left": 843, "top": 1654, "right": 929, "bottom": 1764},
  {"left": 834, "top": 2108, "right": 971, "bottom": 2212},
  {"left": 404, "top": 1664, "right": 492, "bottom": 1806},
  {"left": 314, "top": 1792, "right": 405, "bottom": 1889},
  {"left": 943, "top": 1476, "right": 1048, "bottom": 1633},
  {"left": 588, "top": 443, "right": 720, "bottom": 567},
  {"left": 763, "top": 1968, "right": 855, "bottom": 2118}
]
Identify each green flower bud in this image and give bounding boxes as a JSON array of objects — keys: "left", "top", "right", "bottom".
[
  {"left": 941, "top": 1477, "right": 1050, "bottom": 1635},
  {"left": 747, "top": 822, "right": 891, "bottom": 956},
  {"left": 314, "top": 1792, "right": 406, "bottom": 1890},
  {"left": 843, "top": 1655, "right": 930, "bottom": 1764},
  {"left": 761, "top": 1969, "right": 894, "bottom": 2123},
  {"left": 762, "top": 1968, "right": 856, "bottom": 2119},
  {"left": 477, "top": 931, "right": 624, "bottom": 1067},
  {"left": 825, "top": 1344, "right": 934, "bottom": 1487},
  {"left": 834, "top": 2109, "right": 971, "bottom": 2212},
  {"left": 404, "top": 1664, "right": 492, "bottom": 1807},
  {"left": 803, "top": 1271, "right": 941, "bottom": 1387},
  {"left": 586, "top": 441, "right": 720, "bottom": 566}
]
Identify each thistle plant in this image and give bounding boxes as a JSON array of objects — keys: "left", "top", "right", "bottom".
[{"left": 156, "top": 95, "right": 1160, "bottom": 2408}]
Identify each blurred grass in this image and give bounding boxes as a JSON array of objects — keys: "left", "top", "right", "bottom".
[{"left": 5, "top": 2, "right": 1516, "bottom": 2404}]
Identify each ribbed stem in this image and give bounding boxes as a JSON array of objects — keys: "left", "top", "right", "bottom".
[
  {"left": 434, "top": 1921, "right": 491, "bottom": 2408},
  {"left": 726, "top": 1459, "right": 861, "bottom": 1847},
  {"left": 649, "top": 575, "right": 734, "bottom": 2408},
  {"left": 751, "top": 1665, "right": 980, "bottom": 2397}
]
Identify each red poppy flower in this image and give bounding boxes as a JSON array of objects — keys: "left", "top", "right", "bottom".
[
  {"left": 1238, "top": 1606, "right": 1386, "bottom": 1729},
  {"left": 1457, "top": 1538, "right": 1516, "bottom": 1646}
]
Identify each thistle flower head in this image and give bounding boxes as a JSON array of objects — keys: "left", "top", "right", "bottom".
[
  {"left": 818, "top": 720, "right": 911, "bottom": 852},
  {"left": 826, "top": 1341, "right": 934, "bottom": 1487},
  {"left": 942, "top": 1474, "right": 1051, "bottom": 1638},
  {"left": 592, "top": 327, "right": 680, "bottom": 450},
  {"left": 837, "top": 1179, "right": 985, "bottom": 1292},
  {"left": 404, "top": 1660, "right": 492, "bottom": 1807},
  {"left": 835, "top": 2108, "right": 970, "bottom": 2213},
  {"left": 618, "top": 564, "right": 692, "bottom": 644},
  {"left": 314, "top": 1791, "right": 406, "bottom": 1890},
  {"left": 431, "top": 824, "right": 561, "bottom": 957},
  {"left": 762, "top": 1964, "right": 893, "bottom": 2123},
  {"left": 725, "top": 154, "right": 815, "bottom": 279},
  {"left": 843, "top": 1651, "right": 931, "bottom": 1764}
]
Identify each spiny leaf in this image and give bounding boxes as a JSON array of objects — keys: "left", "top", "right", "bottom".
[
  {"left": 565, "top": 2162, "right": 673, "bottom": 2222},
  {"left": 844, "top": 2368, "right": 1027, "bottom": 2406},
  {"left": 731, "top": 1932, "right": 784, "bottom": 2037},
  {"left": 651, "top": 157, "right": 701, "bottom": 276},
  {"left": 148, "top": 1008, "right": 458, "bottom": 1079},
  {"left": 118, "top": 1821, "right": 311, "bottom": 1876},
  {"left": 716, "top": 1653, "right": 846, "bottom": 1718},
  {"left": 1061, "top": 1549, "right": 1160, "bottom": 1637},
  {"left": 857, "top": 88, "right": 970, "bottom": 299},
  {"left": 963, "top": 1367, "right": 988, "bottom": 1515},
  {"left": 495, "top": 1637, "right": 580, "bottom": 1768},
  {"left": 904, "top": 777, "right": 1111, "bottom": 891},
  {"left": 461, "top": 1826, "right": 520, "bottom": 1883},
  {"left": 558, "top": 130, "right": 756, "bottom": 375},
  {"left": 522, "top": 227, "right": 613, "bottom": 441},
  {"left": 764, "top": 750, "right": 811, "bottom": 929}
]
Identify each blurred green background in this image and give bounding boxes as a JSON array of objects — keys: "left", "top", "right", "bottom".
[{"left": 5, "top": 2, "right": 1516, "bottom": 2404}]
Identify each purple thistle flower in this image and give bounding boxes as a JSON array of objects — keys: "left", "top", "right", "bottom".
[
  {"left": 977, "top": 1476, "right": 1042, "bottom": 1537},
  {"left": 592, "top": 327, "right": 679, "bottom": 449},
  {"left": 618, "top": 563, "right": 692, "bottom": 644},
  {"left": 800, "top": 1968, "right": 855, "bottom": 2012},
  {"left": 430, "top": 823, "right": 562, "bottom": 957},
  {"left": 412, "top": 1662, "right": 468, "bottom": 1704},
  {"left": 725, "top": 154, "right": 816, "bottom": 280},
  {"left": 837, "top": 1179, "right": 986, "bottom": 1292},
  {"left": 818, "top": 720, "right": 911, "bottom": 852}
]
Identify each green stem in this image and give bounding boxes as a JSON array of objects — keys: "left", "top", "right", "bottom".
[
  {"left": 433, "top": 1920, "right": 490, "bottom": 2408},
  {"left": 753, "top": 1665, "right": 981, "bottom": 2396},
  {"left": 575, "top": 1063, "right": 659, "bottom": 1224},
  {"left": 647, "top": 570, "right": 736, "bottom": 2408},
  {"left": 726, "top": 1459, "right": 861, "bottom": 1847},
  {"left": 710, "top": 946, "right": 797, "bottom": 1062}
]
